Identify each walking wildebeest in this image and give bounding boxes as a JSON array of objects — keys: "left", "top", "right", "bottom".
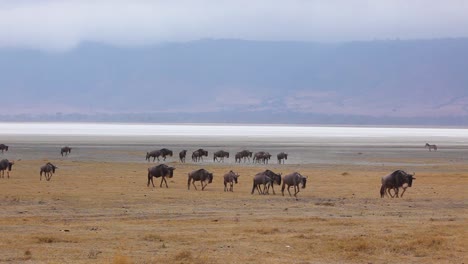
[
  {"left": 213, "top": 150, "right": 229, "bottom": 162},
  {"left": 147, "top": 164, "right": 175, "bottom": 188},
  {"left": 159, "top": 148, "right": 173, "bottom": 161},
  {"left": 179, "top": 150, "right": 187, "bottom": 163},
  {"left": 146, "top": 150, "right": 162, "bottom": 162},
  {"left": 251, "top": 170, "right": 282, "bottom": 195},
  {"left": 40, "top": 162, "right": 58, "bottom": 181},
  {"left": 187, "top": 168, "right": 213, "bottom": 190},
  {"left": 223, "top": 170, "right": 240, "bottom": 192},
  {"left": 239, "top": 150, "right": 253, "bottom": 163},
  {"left": 281, "top": 172, "right": 307, "bottom": 200},
  {"left": 0, "top": 144, "right": 9, "bottom": 153},
  {"left": 380, "top": 170, "right": 415, "bottom": 198},
  {"left": 61, "top": 146, "right": 72, "bottom": 156},
  {"left": 0, "top": 159, "right": 14, "bottom": 178},
  {"left": 277, "top": 152, "right": 288, "bottom": 164},
  {"left": 253, "top": 151, "right": 266, "bottom": 164},
  {"left": 192, "top": 149, "right": 208, "bottom": 162},
  {"left": 425, "top": 143, "right": 437, "bottom": 151}
]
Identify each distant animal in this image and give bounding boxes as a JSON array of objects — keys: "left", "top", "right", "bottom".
[
  {"left": 146, "top": 150, "right": 162, "bottom": 162},
  {"left": 192, "top": 149, "right": 208, "bottom": 162},
  {"left": 179, "top": 150, "right": 187, "bottom": 163},
  {"left": 380, "top": 170, "right": 416, "bottom": 198},
  {"left": 40, "top": 162, "right": 58, "bottom": 181},
  {"left": 187, "top": 168, "right": 213, "bottom": 190},
  {"left": 238, "top": 150, "right": 253, "bottom": 163},
  {"left": 147, "top": 164, "right": 175, "bottom": 188},
  {"left": 281, "top": 172, "right": 307, "bottom": 200},
  {"left": 0, "top": 159, "right": 14, "bottom": 178},
  {"left": 251, "top": 170, "right": 281, "bottom": 195},
  {"left": 235, "top": 152, "right": 243, "bottom": 163},
  {"left": 223, "top": 170, "right": 240, "bottom": 192},
  {"left": 159, "top": 148, "right": 173, "bottom": 161},
  {"left": 60, "top": 146, "right": 72, "bottom": 156},
  {"left": 213, "top": 150, "right": 229, "bottom": 162},
  {"left": 277, "top": 152, "right": 288, "bottom": 164},
  {"left": 425, "top": 143, "right": 437, "bottom": 151},
  {"left": 0, "top": 144, "right": 9, "bottom": 153},
  {"left": 253, "top": 151, "right": 271, "bottom": 164}
]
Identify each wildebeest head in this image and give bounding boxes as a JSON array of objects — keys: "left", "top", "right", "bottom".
[
  {"left": 248, "top": 151, "right": 253, "bottom": 157},
  {"left": 167, "top": 167, "right": 175, "bottom": 178},
  {"left": 8, "top": 161, "right": 14, "bottom": 171},
  {"left": 301, "top": 176, "right": 307, "bottom": 188},
  {"left": 406, "top": 173, "right": 415, "bottom": 187},
  {"left": 284, "top": 153, "right": 288, "bottom": 159},
  {"left": 226, "top": 152, "right": 230, "bottom": 158},
  {"left": 5, "top": 146, "right": 8, "bottom": 151},
  {"left": 208, "top": 173, "right": 213, "bottom": 183},
  {"left": 274, "top": 173, "right": 282, "bottom": 185},
  {"left": 145, "top": 152, "right": 150, "bottom": 161}
]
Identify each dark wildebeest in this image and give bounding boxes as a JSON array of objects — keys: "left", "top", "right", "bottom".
[
  {"left": 253, "top": 151, "right": 265, "bottom": 164},
  {"left": 251, "top": 170, "right": 282, "bottom": 195},
  {"left": 380, "top": 170, "right": 416, "bottom": 198},
  {"left": 213, "top": 150, "right": 229, "bottom": 162},
  {"left": 146, "top": 150, "right": 161, "bottom": 162},
  {"left": 60, "top": 146, "right": 72, "bottom": 156},
  {"left": 147, "top": 164, "right": 175, "bottom": 188},
  {"left": 192, "top": 149, "right": 208, "bottom": 162},
  {"left": 0, "top": 159, "right": 14, "bottom": 178},
  {"left": 179, "top": 150, "right": 187, "bottom": 163},
  {"left": 159, "top": 148, "right": 173, "bottom": 161},
  {"left": 425, "top": 143, "right": 437, "bottom": 151},
  {"left": 223, "top": 170, "right": 240, "bottom": 192},
  {"left": 0, "top": 144, "right": 9, "bottom": 153},
  {"left": 235, "top": 152, "right": 243, "bottom": 163},
  {"left": 281, "top": 172, "right": 307, "bottom": 200},
  {"left": 277, "top": 152, "right": 288, "bottom": 164},
  {"left": 240, "top": 150, "right": 253, "bottom": 163},
  {"left": 40, "top": 162, "right": 58, "bottom": 181},
  {"left": 187, "top": 168, "right": 213, "bottom": 190}
]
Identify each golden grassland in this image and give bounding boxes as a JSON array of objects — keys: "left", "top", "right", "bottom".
[{"left": 0, "top": 158, "right": 466, "bottom": 263}]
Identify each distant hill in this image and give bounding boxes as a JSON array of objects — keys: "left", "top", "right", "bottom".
[{"left": 1, "top": 38, "right": 467, "bottom": 125}]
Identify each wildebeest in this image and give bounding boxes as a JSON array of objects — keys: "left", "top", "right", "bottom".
[
  {"left": 380, "top": 170, "right": 415, "bottom": 198},
  {"left": 147, "top": 164, "right": 175, "bottom": 188},
  {"left": 61, "top": 146, "right": 72, "bottom": 156},
  {"left": 192, "top": 149, "right": 208, "bottom": 162},
  {"left": 0, "top": 159, "right": 14, "bottom": 178},
  {"left": 277, "top": 152, "right": 288, "bottom": 164},
  {"left": 281, "top": 172, "right": 307, "bottom": 200},
  {"left": 425, "top": 143, "right": 437, "bottom": 151},
  {"left": 213, "top": 150, "right": 229, "bottom": 162},
  {"left": 237, "top": 150, "right": 253, "bottom": 163},
  {"left": 253, "top": 151, "right": 271, "bottom": 164},
  {"left": 251, "top": 170, "right": 282, "bottom": 195},
  {"left": 223, "top": 170, "right": 240, "bottom": 192},
  {"left": 40, "top": 162, "right": 58, "bottom": 181},
  {"left": 146, "top": 150, "right": 162, "bottom": 162},
  {"left": 159, "top": 148, "right": 173, "bottom": 161},
  {"left": 187, "top": 168, "right": 213, "bottom": 190},
  {"left": 179, "top": 150, "right": 187, "bottom": 163},
  {"left": 0, "top": 144, "right": 9, "bottom": 153},
  {"left": 235, "top": 152, "right": 243, "bottom": 163}
]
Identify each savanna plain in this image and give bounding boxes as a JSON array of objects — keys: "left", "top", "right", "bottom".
[{"left": 0, "top": 139, "right": 466, "bottom": 264}]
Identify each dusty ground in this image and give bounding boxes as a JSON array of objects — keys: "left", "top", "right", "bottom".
[{"left": 0, "top": 154, "right": 466, "bottom": 263}]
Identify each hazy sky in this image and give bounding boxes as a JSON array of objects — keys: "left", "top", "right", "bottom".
[{"left": 1, "top": 0, "right": 467, "bottom": 51}]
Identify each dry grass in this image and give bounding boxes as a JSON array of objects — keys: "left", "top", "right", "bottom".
[{"left": 0, "top": 154, "right": 466, "bottom": 263}]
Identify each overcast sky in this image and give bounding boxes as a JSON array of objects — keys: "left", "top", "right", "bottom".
[{"left": 1, "top": 0, "right": 467, "bottom": 51}]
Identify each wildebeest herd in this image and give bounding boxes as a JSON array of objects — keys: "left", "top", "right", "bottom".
[{"left": 0, "top": 143, "right": 423, "bottom": 199}]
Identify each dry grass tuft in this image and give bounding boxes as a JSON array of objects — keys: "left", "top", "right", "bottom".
[
  {"left": 342, "top": 172, "right": 350, "bottom": 176},
  {"left": 257, "top": 227, "right": 280, "bottom": 235},
  {"left": 36, "top": 236, "right": 74, "bottom": 244},
  {"left": 143, "top": 234, "right": 164, "bottom": 242}
]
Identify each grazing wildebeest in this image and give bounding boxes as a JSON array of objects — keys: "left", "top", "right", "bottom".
[
  {"left": 187, "top": 168, "right": 213, "bottom": 190},
  {"left": 146, "top": 150, "right": 162, "bottom": 162},
  {"left": 277, "top": 152, "right": 288, "bottom": 164},
  {"left": 147, "top": 164, "right": 175, "bottom": 188},
  {"left": 40, "top": 162, "right": 58, "bottom": 181},
  {"left": 251, "top": 170, "right": 282, "bottom": 195},
  {"left": 179, "top": 150, "right": 187, "bottom": 163},
  {"left": 0, "top": 159, "right": 14, "bottom": 178},
  {"left": 60, "top": 146, "right": 72, "bottom": 156},
  {"left": 425, "top": 143, "right": 437, "bottom": 151},
  {"left": 159, "top": 148, "right": 173, "bottom": 161},
  {"left": 281, "top": 172, "right": 307, "bottom": 200},
  {"left": 380, "top": 170, "right": 415, "bottom": 198},
  {"left": 223, "top": 170, "right": 240, "bottom": 192},
  {"left": 213, "top": 150, "right": 229, "bottom": 162},
  {"left": 192, "top": 149, "right": 208, "bottom": 162},
  {"left": 0, "top": 144, "right": 9, "bottom": 153}
]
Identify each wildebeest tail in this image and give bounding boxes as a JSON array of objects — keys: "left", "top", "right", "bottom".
[{"left": 380, "top": 185, "right": 385, "bottom": 198}]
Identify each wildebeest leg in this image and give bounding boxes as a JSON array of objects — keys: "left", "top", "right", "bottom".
[
  {"left": 287, "top": 185, "right": 292, "bottom": 196},
  {"left": 230, "top": 182, "right": 234, "bottom": 192},
  {"left": 271, "top": 185, "right": 275, "bottom": 195},
  {"left": 192, "top": 180, "right": 198, "bottom": 190},
  {"left": 201, "top": 181, "right": 207, "bottom": 191},
  {"left": 393, "top": 188, "right": 399, "bottom": 198},
  {"left": 400, "top": 187, "right": 407, "bottom": 197},
  {"left": 251, "top": 182, "right": 256, "bottom": 194},
  {"left": 224, "top": 181, "right": 227, "bottom": 192}
]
